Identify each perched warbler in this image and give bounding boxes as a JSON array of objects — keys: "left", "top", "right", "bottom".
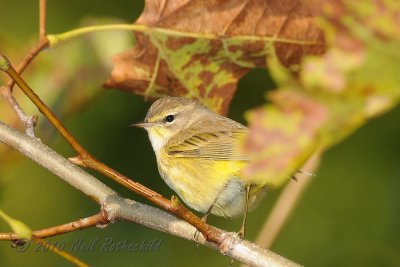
[{"left": 134, "top": 97, "right": 267, "bottom": 233}]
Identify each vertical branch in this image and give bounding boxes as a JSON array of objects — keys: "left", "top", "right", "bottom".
[
  {"left": 5, "top": 0, "right": 48, "bottom": 92},
  {"left": 0, "top": 1, "right": 47, "bottom": 138},
  {"left": 0, "top": 88, "right": 37, "bottom": 137},
  {"left": 39, "top": 0, "right": 47, "bottom": 39}
]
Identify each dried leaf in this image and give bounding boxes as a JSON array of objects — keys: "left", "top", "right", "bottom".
[
  {"left": 243, "top": 89, "right": 328, "bottom": 185},
  {"left": 105, "top": 0, "right": 325, "bottom": 114},
  {"left": 244, "top": 0, "right": 400, "bottom": 185}
]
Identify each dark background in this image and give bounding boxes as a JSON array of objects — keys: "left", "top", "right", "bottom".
[{"left": 0, "top": 1, "right": 399, "bottom": 266}]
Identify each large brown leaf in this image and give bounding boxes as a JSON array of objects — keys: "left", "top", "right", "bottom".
[
  {"left": 243, "top": 0, "right": 400, "bottom": 185},
  {"left": 105, "top": 0, "right": 325, "bottom": 114}
]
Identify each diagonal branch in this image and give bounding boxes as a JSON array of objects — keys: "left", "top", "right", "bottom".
[
  {"left": 34, "top": 238, "right": 89, "bottom": 267},
  {"left": 254, "top": 153, "right": 320, "bottom": 249},
  {"left": 0, "top": 53, "right": 221, "bottom": 244},
  {"left": 3, "top": 38, "right": 49, "bottom": 92},
  {"left": 0, "top": 120, "right": 301, "bottom": 267}
]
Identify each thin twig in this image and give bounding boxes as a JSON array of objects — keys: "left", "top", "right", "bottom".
[
  {"left": 254, "top": 153, "right": 321, "bottom": 249},
  {"left": 0, "top": 2, "right": 48, "bottom": 136},
  {"left": 0, "top": 212, "right": 109, "bottom": 241},
  {"left": 34, "top": 237, "right": 89, "bottom": 267},
  {"left": 4, "top": 38, "right": 49, "bottom": 92},
  {"left": 0, "top": 214, "right": 99, "bottom": 266},
  {"left": 0, "top": 87, "right": 37, "bottom": 137},
  {"left": 0, "top": 54, "right": 222, "bottom": 244},
  {"left": 0, "top": 120, "right": 301, "bottom": 267},
  {"left": 0, "top": 0, "right": 49, "bottom": 136},
  {"left": 0, "top": 215, "right": 99, "bottom": 266},
  {"left": 34, "top": 212, "right": 109, "bottom": 238},
  {"left": 39, "top": 0, "right": 47, "bottom": 38}
]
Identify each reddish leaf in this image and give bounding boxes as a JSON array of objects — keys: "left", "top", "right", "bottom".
[
  {"left": 105, "top": 0, "right": 325, "bottom": 114},
  {"left": 244, "top": 0, "right": 400, "bottom": 185}
]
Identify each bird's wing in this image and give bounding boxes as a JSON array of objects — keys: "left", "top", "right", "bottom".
[{"left": 165, "top": 116, "right": 249, "bottom": 161}]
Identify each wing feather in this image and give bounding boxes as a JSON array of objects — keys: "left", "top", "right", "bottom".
[{"left": 166, "top": 116, "right": 249, "bottom": 161}]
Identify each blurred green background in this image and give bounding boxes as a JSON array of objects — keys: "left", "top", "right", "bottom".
[{"left": 0, "top": 1, "right": 399, "bottom": 266}]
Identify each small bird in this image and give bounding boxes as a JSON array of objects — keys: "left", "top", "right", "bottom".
[{"left": 134, "top": 97, "right": 267, "bottom": 236}]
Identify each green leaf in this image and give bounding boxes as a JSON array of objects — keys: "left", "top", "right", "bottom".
[{"left": 0, "top": 209, "right": 32, "bottom": 239}]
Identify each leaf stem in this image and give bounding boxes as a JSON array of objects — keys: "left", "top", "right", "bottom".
[
  {"left": 47, "top": 24, "right": 147, "bottom": 48},
  {"left": 47, "top": 23, "right": 322, "bottom": 49}
]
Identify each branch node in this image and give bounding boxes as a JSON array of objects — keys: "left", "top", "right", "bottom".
[
  {"left": 218, "top": 232, "right": 239, "bottom": 255},
  {"left": 0, "top": 54, "right": 10, "bottom": 71},
  {"left": 0, "top": 85, "right": 38, "bottom": 137},
  {"left": 25, "top": 115, "right": 38, "bottom": 138},
  {"left": 96, "top": 206, "right": 111, "bottom": 229},
  {"left": 68, "top": 155, "right": 86, "bottom": 166},
  {"left": 170, "top": 195, "right": 181, "bottom": 209}
]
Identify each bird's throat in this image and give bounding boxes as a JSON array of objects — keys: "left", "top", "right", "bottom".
[{"left": 147, "top": 130, "right": 167, "bottom": 154}]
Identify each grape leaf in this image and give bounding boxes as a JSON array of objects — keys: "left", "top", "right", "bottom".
[
  {"left": 243, "top": 0, "right": 400, "bottom": 185},
  {"left": 105, "top": 0, "right": 325, "bottom": 114}
]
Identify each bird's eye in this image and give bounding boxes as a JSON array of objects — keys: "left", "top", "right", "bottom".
[{"left": 165, "top": 114, "right": 175, "bottom": 123}]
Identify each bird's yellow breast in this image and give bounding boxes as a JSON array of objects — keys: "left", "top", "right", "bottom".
[{"left": 156, "top": 150, "right": 250, "bottom": 216}]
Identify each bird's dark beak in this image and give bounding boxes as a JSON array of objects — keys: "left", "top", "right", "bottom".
[{"left": 130, "top": 122, "right": 155, "bottom": 128}]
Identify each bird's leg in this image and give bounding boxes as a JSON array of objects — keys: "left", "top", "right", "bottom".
[
  {"left": 194, "top": 206, "right": 213, "bottom": 241},
  {"left": 201, "top": 202, "right": 216, "bottom": 222},
  {"left": 238, "top": 184, "right": 251, "bottom": 238},
  {"left": 230, "top": 185, "right": 251, "bottom": 265},
  {"left": 194, "top": 197, "right": 219, "bottom": 241}
]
